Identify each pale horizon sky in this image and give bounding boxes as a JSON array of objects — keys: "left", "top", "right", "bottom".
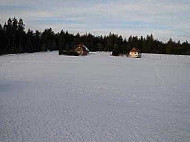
[{"left": 0, "top": 0, "right": 190, "bottom": 42}]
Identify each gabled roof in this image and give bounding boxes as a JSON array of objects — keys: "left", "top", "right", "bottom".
[
  {"left": 130, "top": 48, "right": 140, "bottom": 52},
  {"left": 76, "top": 43, "right": 89, "bottom": 51},
  {"left": 83, "top": 45, "right": 89, "bottom": 51}
]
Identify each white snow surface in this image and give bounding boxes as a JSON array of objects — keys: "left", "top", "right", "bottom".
[{"left": 0, "top": 52, "right": 190, "bottom": 142}]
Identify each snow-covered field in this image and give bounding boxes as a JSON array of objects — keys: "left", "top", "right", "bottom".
[{"left": 0, "top": 52, "right": 190, "bottom": 142}]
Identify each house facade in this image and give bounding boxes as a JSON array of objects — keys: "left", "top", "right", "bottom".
[
  {"left": 129, "top": 48, "right": 141, "bottom": 58},
  {"left": 74, "top": 43, "right": 89, "bottom": 56}
]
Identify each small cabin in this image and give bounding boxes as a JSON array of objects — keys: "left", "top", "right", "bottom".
[
  {"left": 59, "top": 43, "right": 89, "bottom": 56},
  {"left": 74, "top": 43, "right": 89, "bottom": 56},
  {"left": 129, "top": 48, "right": 141, "bottom": 58}
]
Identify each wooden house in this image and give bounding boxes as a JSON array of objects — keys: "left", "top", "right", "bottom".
[
  {"left": 59, "top": 43, "right": 89, "bottom": 56},
  {"left": 74, "top": 43, "right": 89, "bottom": 56},
  {"left": 129, "top": 48, "right": 141, "bottom": 58}
]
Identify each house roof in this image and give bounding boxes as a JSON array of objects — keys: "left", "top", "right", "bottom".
[
  {"left": 130, "top": 48, "right": 140, "bottom": 52},
  {"left": 83, "top": 45, "right": 89, "bottom": 51},
  {"left": 76, "top": 43, "right": 89, "bottom": 51}
]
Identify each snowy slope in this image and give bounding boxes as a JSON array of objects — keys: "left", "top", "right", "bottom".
[{"left": 0, "top": 52, "right": 190, "bottom": 142}]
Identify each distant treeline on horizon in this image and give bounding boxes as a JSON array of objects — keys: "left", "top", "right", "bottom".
[{"left": 0, "top": 17, "right": 190, "bottom": 55}]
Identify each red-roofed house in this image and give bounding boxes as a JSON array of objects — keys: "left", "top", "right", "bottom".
[{"left": 129, "top": 48, "right": 141, "bottom": 58}]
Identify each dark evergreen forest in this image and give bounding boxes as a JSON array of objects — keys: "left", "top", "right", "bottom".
[{"left": 0, "top": 18, "right": 190, "bottom": 55}]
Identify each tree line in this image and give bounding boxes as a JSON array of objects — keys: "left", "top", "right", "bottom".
[{"left": 0, "top": 18, "right": 190, "bottom": 55}]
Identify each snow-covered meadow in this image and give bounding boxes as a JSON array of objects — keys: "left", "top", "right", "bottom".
[{"left": 0, "top": 52, "right": 190, "bottom": 142}]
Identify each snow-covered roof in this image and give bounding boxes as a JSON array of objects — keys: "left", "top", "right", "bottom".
[
  {"left": 76, "top": 43, "right": 89, "bottom": 52},
  {"left": 83, "top": 45, "right": 89, "bottom": 51}
]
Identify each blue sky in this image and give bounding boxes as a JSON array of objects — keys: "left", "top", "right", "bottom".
[{"left": 0, "top": 0, "right": 190, "bottom": 42}]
